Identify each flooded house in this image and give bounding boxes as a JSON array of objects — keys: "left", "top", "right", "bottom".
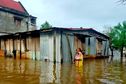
[
  {"left": 40, "top": 28, "right": 109, "bottom": 63},
  {"left": 0, "top": 0, "right": 110, "bottom": 63},
  {"left": 0, "top": 28, "right": 110, "bottom": 63},
  {"left": 0, "top": 0, "right": 37, "bottom": 34},
  {"left": 0, "top": 30, "right": 40, "bottom": 60},
  {"left": 0, "top": 0, "right": 37, "bottom": 59}
]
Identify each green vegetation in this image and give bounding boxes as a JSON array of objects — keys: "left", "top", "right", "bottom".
[
  {"left": 119, "top": 0, "right": 126, "bottom": 4},
  {"left": 121, "top": 0, "right": 126, "bottom": 2},
  {"left": 40, "top": 21, "right": 52, "bottom": 29},
  {"left": 109, "top": 21, "right": 126, "bottom": 59}
]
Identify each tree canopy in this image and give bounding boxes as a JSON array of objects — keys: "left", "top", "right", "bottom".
[
  {"left": 119, "top": 0, "right": 126, "bottom": 4},
  {"left": 40, "top": 21, "right": 52, "bottom": 29},
  {"left": 109, "top": 21, "right": 126, "bottom": 58},
  {"left": 120, "top": 0, "right": 126, "bottom": 2}
]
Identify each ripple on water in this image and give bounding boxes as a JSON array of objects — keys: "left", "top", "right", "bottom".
[
  {"left": 97, "top": 78, "right": 123, "bottom": 84},
  {"left": 0, "top": 57, "right": 126, "bottom": 84}
]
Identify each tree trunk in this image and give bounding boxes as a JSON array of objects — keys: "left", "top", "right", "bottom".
[
  {"left": 111, "top": 49, "right": 114, "bottom": 57},
  {"left": 110, "top": 49, "right": 114, "bottom": 62},
  {"left": 120, "top": 47, "right": 123, "bottom": 62}
]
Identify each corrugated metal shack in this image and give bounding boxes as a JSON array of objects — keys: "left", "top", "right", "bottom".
[
  {"left": 40, "top": 28, "right": 109, "bottom": 63},
  {"left": 0, "top": 30, "right": 40, "bottom": 60},
  {"left": 0, "top": 27, "right": 109, "bottom": 63}
]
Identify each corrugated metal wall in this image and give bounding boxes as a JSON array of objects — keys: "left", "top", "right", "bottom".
[
  {"left": 61, "top": 33, "right": 74, "bottom": 63},
  {"left": 85, "top": 37, "right": 97, "bottom": 56},
  {"left": 30, "top": 37, "right": 40, "bottom": 60},
  {"left": 0, "top": 36, "right": 40, "bottom": 60},
  {"left": 40, "top": 31, "right": 61, "bottom": 62},
  {"left": 102, "top": 40, "right": 109, "bottom": 56},
  {"left": 85, "top": 37, "right": 90, "bottom": 55},
  {"left": 0, "top": 29, "right": 110, "bottom": 62},
  {"left": 55, "top": 32, "right": 61, "bottom": 63},
  {"left": 6, "top": 39, "right": 13, "bottom": 56},
  {"left": 40, "top": 33, "right": 54, "bottom": 61},
  {"left": 90, "top": 37, "right": 96, "bottom": 55}
]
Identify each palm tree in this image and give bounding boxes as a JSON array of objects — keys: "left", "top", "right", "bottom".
[{"left": 109, "top": 21, "right": 126, "bottom": 59}]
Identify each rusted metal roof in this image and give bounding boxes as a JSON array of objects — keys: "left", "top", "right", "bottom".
[{"left": 0, "top": 0, "right": 25, "bottom": 13}]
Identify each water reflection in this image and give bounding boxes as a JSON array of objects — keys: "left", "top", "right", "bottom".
[
  {"left": 0, "top": 57, "right": 126, "bottom": 84},
  {"left": 0, "top": 58, "right": 41, "bottom": 84}
]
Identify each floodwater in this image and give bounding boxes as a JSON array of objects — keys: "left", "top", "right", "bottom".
[{"left": 0, "top": 57, "right": 126, "bottom": 84}]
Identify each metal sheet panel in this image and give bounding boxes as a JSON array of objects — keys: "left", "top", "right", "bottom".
[
  {"left": 90, "top": 37, "right": 96, "bottom": 55},
  {"left": 106, "top": 40, "right": 109, "bottom": 56},
  {"left": 55, "top": 33, "right": 61, "bottom": 63},
  {"left": 102, "top": 41, "right": 109, "bottom": 56},
  {"left": 40, "top": 33, "right": 54, "bottom": 61},
  {"left": 85, "top": 37, "right": 89, "bottom": 55},
  {"left": 62, "top": 34, "right": 70, "bottom": 62},
  {"left": 48, "top": 35, "right": 54, "bottom": 62},
  {"left": 68, "top": 35, "right": 75, "bottom": 61},
  {"left": 62, "top": 34, "right": 74, "bottom": 63}
]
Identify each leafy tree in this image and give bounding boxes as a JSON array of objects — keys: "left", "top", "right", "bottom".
[
  {"left": 120, "top": 0, "right": 126, "bottom": 2},
  {"left": 41, "top": 21, "right": 52, "bottom": 29},
  {"left": 109, "top": 21, "right": 126, "bottom": 59},
  {"left": 118, "top": 0, "right": 126, "bottom": 4}
]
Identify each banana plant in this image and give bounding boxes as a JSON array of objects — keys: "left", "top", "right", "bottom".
[{"left": 109, "top": 21, "right": 126, "bottom": 58}]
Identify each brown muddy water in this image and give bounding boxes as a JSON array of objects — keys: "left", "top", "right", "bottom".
[{"left": 0, "top": 57, "right": 126, "bottom": 84}]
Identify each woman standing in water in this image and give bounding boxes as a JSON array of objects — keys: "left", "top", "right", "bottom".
[{"left": 74, "top": 48, "right": 83, "bottom": 67}]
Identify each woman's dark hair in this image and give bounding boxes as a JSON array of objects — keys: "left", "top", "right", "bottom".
[{"left": 78, "top": 48, "right": 82, "bottom": 52}]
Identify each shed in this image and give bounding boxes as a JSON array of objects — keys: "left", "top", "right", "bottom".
[
  {"left": 40, "top": 27, "right": 109, "bottom": 63},
  {"left": 0, "top": 27, "right": 110, "bottom": 63}
]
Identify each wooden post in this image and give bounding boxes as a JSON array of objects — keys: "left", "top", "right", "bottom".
[
  {"left": 60, "top": 32, "right": 63, "bottom": 63},
  {"left": 53, "top": 31, "right": 56, "bottom": 63},
  {"left": 88, "top": 38, "right": 90, "bottom": 56},
  {"left": 4, "top": 39, "right": 7, "bottom": 57},
  {"left": 34, "top": 37, "right": 37, "bottom": 60},
  {"left": 13, "top": 38, "right": 16, "bottom": 59},
  {"left": 24, "top": 37, "right": 27, "bottom": 59},
  {"left": 0, "top": 39, "right": 1, "bottom": 49},
  {"left": 24, "top": 38, "right": 27, "bottom": 51}
]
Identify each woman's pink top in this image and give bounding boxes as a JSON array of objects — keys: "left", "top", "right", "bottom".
[{"left": 75, "top": 52, "right": 83, "bottom": 60}]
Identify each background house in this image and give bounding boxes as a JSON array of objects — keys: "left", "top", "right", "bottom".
[{"left": 0, "top": 0, "right": 37, "bottom": 34}]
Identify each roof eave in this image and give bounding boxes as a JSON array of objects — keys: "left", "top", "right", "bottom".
[
  {"left": 0, "top": 6, "right": 29, "bottom": 17},
  {"left": 18, "top": 1, "right": 29, "bottom": 15}
]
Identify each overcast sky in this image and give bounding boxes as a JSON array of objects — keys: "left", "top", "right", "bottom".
[{"left": 17, "top": 0, "right": 126, "bottom": 32}]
